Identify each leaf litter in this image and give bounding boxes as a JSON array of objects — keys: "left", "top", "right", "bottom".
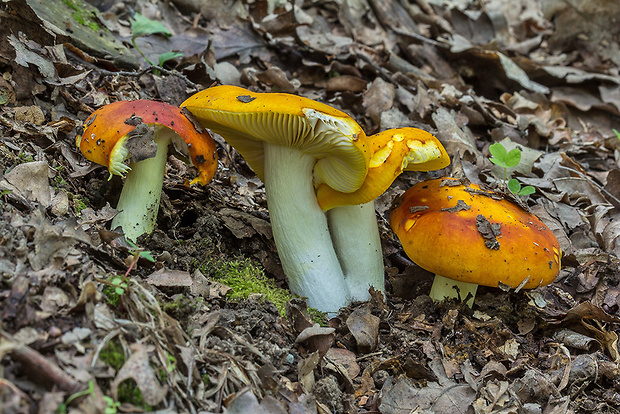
[{"left": 1, "top": 0, "right": 620, "bottom": 413}]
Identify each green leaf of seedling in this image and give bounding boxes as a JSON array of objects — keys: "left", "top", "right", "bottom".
[
  {"left": 140, "top": 250, "right": 155, "bottom": 263},
  {"left": 111, "top": 277, "right": 126, "bottom": 295},
  {"left": 489, "top": 142, "right": 507, "bottom": 160},
  {"left": 518, "top": 185, "right": 535, "bottom": 196},
  {"left": 489, "top": 157, "right": 508, "bottom": 168},
  {"left": 158, "top": 51, "right": 183, "bottom": 67},
  {"left": 126, "top": 239, "right": 139, "bottom": 250},
  {"left": 507, "top": 178, "right": 521, "bottom": 194},
  {"left": 103, "top": 395, "right": 120, "bottom": 414},
  {"left": 614, "top": 129, "right": 620, "bottom": 141},
  {"left": 504, "top": 148, "right": 522, "bottom": 168},
  {"left": 130, "top": 13, "right": 172, "bottom": 38}
]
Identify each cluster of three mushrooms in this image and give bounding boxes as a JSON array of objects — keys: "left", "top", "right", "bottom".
[
  {"left": 78, "top": 87, "right": 560, "bottom": 313},
  {"left": 77, "top": 88, "right": 450, "bottom": 313}
]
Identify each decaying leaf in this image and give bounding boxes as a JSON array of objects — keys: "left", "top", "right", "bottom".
[
  {"left": 379, "top": 376, "right": 476, "bottom": 414},
  {"left": 110, "top": 343, "right": 168, "bottom": 406},
  {"left": 346, "top": 307, "right": 380, "bottom": 354}
]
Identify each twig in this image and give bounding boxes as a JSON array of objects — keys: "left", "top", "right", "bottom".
[{"left": 0, "top": 330, "right": 84, "bottom": 394}]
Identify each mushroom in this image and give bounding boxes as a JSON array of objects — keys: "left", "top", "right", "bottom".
[
  {"left": 77, "top": 100, "right": 218, "bottom": 242},
  {"left": 181, "top": 85, "right": 369, "bottom": 313},
  {"left": 316, "top": 128, "right": 450, "bottom": 302},
  {"left": 389, "top": 178, "right": 561, "bottom": 307}
]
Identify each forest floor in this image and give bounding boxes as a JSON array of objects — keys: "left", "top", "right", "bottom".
[{"left": 1, "top": 0, "right": 620, "bottom": 413}]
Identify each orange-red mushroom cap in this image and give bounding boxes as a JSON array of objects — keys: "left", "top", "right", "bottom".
[
  {"left": 76, "top": 100, "right": 218, "bottom": 186},
  {"left": 390, "top": 178, "right": 561, "bottom": 289}
]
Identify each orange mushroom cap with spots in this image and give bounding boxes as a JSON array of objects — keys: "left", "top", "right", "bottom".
[
  {"left": 76, "top": 100, "right": 218, "bottom": 186},
  {"left": 390, "top": 178, "right": 561, "bottom": 289}
]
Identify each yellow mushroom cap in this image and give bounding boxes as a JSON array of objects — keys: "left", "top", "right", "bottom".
[
  {"left": 316, "top": 128, "right": 450, "bottom": 211},
  {"left": 181, "top": 85, "right": 369, "bottom": 193},
  {"left": 76, "top": 100, "right": 218, "bottom": 186},
  {"left": 389, "top": 178, "right": 561, "bottom": 289}
]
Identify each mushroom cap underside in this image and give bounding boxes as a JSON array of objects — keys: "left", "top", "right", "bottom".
[
  {"left": 390, "top": 178, "right": 561, "bottom": 289},
  {"left": 316, "top": 128, "right": 451, "bottom": 210},
  {"left": 181, "top": 85, "right": 369, "bottom": 193},
  {"left": 77, "top": 100, "right": 218, "bottom": 185}
]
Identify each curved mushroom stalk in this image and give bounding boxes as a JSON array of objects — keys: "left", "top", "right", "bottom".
[
  {"left": 264, "top": 144, "right": 350, "bottom": 313},
  {"left": 327, "top": 202, "right": 384, "bottom": 302}
]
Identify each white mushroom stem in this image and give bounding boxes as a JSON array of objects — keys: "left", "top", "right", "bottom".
[
  {"left": 263, "top": 144, "right": 350, "bottom": 314},
  {"left": 327, "top": 202, "right": 384, "bottom": 302},
  {"left": 429, "top": 274, "right": 478, "bottom": 308},
  {"left": 111, "top": 128, "right": 173, "bottom": 242}
]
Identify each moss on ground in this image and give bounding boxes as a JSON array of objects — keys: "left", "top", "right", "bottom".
[
  {"left": 201, "top": 258, "right": 327, "bottom": 323},
  {"left": 206, "top": 258, "right": 292, "bottom": 316}
]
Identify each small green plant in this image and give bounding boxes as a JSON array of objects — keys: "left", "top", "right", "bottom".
[
  {"left": 110, "top": 276, "right": 128, "bottom": 296},
  {"left": 613, "top": 128, "right": 620, "bottom": 140},
  {"left": 0, "top": 189, "right": 12, "bottom": 202},
  {"left": 17, "top": 152, "right": 34, "bottom": 163},
  {"left": 57, "top": 380, "right": 120, "bottom": 414},
  {"left": 72, "top": 195, "right": 88, "bottom": 216},
  {"left": 158, "top": 51, "right": 184, "bottom": 67},
  {"left": 103, "top": 241, "right": 155, "bottom": 302},
  {"left": 488, "top": 142, "right": 535, "bottom": 196},
  {"left": 130, "top": 13, "right": 183, "bottom": 70},
  {"left": 53, "top": 166, "right": 67, "bottom": 190}
]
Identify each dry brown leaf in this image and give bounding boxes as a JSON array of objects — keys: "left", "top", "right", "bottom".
[
  {"left": 325, "top": 347, "right": 360, "bottom": 379},
  {"left": 379, "top": 376, "right": 476, "bottom": 414},
  {"left": 346, "top": 307, "right": 380, "bottom": 354},
  {"left": 146, "top": 268, "right": 193, "bottom": 288},
  {"left": 111, "top": 343, "right": 168, "bottom": 406},
  {"left": 295, "top": 324, "right": 335, "bottom": 358},
  {"left": 298, "top": 350, "right": 320, "bottom": 393}
]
